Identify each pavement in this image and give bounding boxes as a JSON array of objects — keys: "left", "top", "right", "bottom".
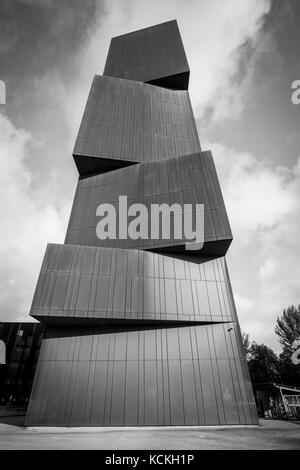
[{"left": 0, "top": 417, "right": 299, "bottom": 450}]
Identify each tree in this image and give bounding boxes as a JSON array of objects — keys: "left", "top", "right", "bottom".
[
  {"left": 275, "top": 305, "right": 300, "bottom": 386},
  {"left": 242, "top": 332, "right": 251, "bottom": 356},
  {"left": 247, "top": 342, "right": 280, "bottom": 384},
  {"left": 278, "top": 349, "right": 300, "bottom": 386},
  {"left": 275, "top": 305, "right": 300, "bottom": 352}
]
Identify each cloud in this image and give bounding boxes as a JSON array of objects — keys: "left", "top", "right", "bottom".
[
  {"left": 0, "top": 112, "right": 70, "bottom": 322},
  {"left": 208, "top": 141, "right": 300, "bottom": 350},
  {"left": 259, "top": 258, "right": 277, "bottom": 283},
  {"left": 70, "top": 0, "right": 272, "bottom": 122},
  {"left": 209, "top": 25, "right": 282, "bottom": 122},
  {"left": 0, "top": 3, "right": 19, "bottom": 56},
  {"left": 210, "top": 142, "right": 298, "bottom": 243},
  {"left": 234, "top": 293, "right": 255, "bottom": 315}
]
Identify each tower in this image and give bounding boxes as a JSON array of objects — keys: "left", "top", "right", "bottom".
[{"left": 25, "top": 20, "right": 258, "bottom": 426}]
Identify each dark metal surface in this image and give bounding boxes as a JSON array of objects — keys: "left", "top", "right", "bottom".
[
  {"left": 73, "top": 75, "right": 200, "bottom": 177},
  {"left": 104, "top": 20, "right": 190, "bottom": 89},
  {"left": 30, "top": 243, "right": 236, "bottom": 325},
  {"left": 67, "top": 151, "right": 232, "bottom": 254},
  {"left": 25, "top": 323, "right": 257, "bottom": 426},
  {"left": 25, "top": 20, "right": 258, "bottom": 427}
]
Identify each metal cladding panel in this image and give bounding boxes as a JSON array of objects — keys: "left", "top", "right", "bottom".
[
  {"left": 103, "top": 20, "right": 190, "bottom": 89},
  {"left": 66, "top": 151, "right": 232, "bottom": 255},
  {"left": 30, "top": 243, "right": 237, "bottom": 324},
  {"left": 73, "top": 75, "right": 200, "bottom": 176},
  {"left": 65, "top": 152, "right": 232, "bottom": 256},
  {"left": 24, "top": 323, "right": 258, "bottom": 426}
]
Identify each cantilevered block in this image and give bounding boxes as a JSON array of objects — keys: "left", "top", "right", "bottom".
[
  {"left": 73, "top": 76, "right": 200, "bottom": 176},
  {"left": 66, "top": 151, "right": 232, "bottom": 256},
  {"left": 30, "top": 243, "right": 237, "bottom": 325},
  {"left": 104, "top": 20, "right": 190, "bottom": 90}
]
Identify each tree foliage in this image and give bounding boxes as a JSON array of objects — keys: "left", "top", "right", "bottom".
[
  {"left": 247, "top": 342, "right": 280, "bottom": 384},
  {"left": 278, "top": 349, "right": 300, "bottom": 385},
  {"left": 275, "top": 305, "right": 300, "bottom": 352},
  {"left": 242, "top": 305, "right": 300, "bottom": 387},
  {"left": 242, "top": 332, "right": 250, "bottom": 355}
]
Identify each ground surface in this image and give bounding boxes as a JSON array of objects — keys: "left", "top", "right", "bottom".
[{"left": 0, "top": 417, "right": 299, "bottom": 450}]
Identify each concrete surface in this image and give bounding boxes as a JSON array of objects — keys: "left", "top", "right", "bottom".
[{"left": 0, "top": 417, "right": 299, "bottom": 450}]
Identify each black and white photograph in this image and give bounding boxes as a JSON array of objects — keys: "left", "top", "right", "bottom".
[{"left": 0, "top": 0, "right": 299, "bottom": 454}]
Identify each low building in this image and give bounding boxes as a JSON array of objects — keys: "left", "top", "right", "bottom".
[
  {"left": 0, "top": 322, "right": 44, "bottom": 415},
  {"left": 253, "top": 382, "right": 300, "bottom": 420}
]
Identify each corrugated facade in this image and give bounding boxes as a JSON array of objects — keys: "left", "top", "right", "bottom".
[
  {"left": 25, "top": 20, "right": 258, "bottom": 426},
  {"left": 25, "top": 323, "right": 256, "bottom": 426},
  {"left": 30, "top": 244, "right": 235, "bottom": 325},
  {"left": 103, "top": 20, "right": 190, "bottom": 89},
  {"left": 67, "top": 151, "right": 232, "bottom": 254},
  {"left": 73, "top": 75, "right": 200, "bottom": 176}
]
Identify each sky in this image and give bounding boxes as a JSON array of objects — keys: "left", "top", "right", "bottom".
[{"left": 0, "top": 0, "right": 299, "bottom": 353}]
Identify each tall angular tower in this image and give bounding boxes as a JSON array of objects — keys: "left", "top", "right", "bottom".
[{"left": 25, "top": 21, "right": 258, "bottom": 426}]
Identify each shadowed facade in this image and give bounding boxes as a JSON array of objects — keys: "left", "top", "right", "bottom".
[{"left": 25, "top": 20, "right": 258, "bottom": 426}]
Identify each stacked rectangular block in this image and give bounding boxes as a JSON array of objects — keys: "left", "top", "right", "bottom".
[{"left": 25, "top": 20, "right": 258, "bottom": 426}]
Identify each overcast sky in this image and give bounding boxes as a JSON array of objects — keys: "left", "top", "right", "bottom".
[{"left": 0, "top": 0, "right": 299, "bottom": 352}]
